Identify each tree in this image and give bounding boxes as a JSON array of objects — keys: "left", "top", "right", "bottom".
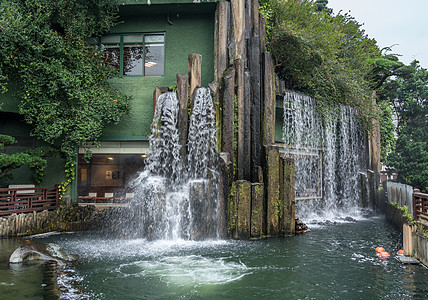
[
  {"left": 0, "top": 0, "right": 129, "bottom": 158},
  {"left": 261, "top": 0, "right": 381, "bottom": 123},
  {"left": 0, "top": 0, "right": 130, "bottom": 184},
  {"left": 386, "top": 61, "right": 428, "bottom": 192},
  {"left": 315, "top": 0, "right": 331, "bottom": 13},
  {"left": 378, "top": 100, "right": 396, "bottom": 160},
  {"left": 258, "top": 0, "right": 412, "bottom": 157},
  {"left": 0, "top": 134, "right": 56, "bottom": 183}
]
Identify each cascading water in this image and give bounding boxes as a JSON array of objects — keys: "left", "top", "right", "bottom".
[
  {"left": 282, "top": 91, "right": 367, "bottom": 221},
  {"left": 186, "top": 88, "right": 220, "bottom": 239},
  {"left": 119, "top": 88, "right": 219, "bottom": 240}
]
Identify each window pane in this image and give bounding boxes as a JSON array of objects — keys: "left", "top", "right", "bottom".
[
  {"left": 145, "top": 44, "right": 164, "bottom": 76},
  {"left": 144, "top": 35, "right": 164, "bottom": 43},
  {"left": 124, "top": 35, "right": 143, "bottom": 43},
  {"left": 102, "top": 44, "right": 120, "bottom": 73},
  {"left": 101, "top": 35, "right": 120, "bottom": 43},
  {"left": 123, "top": 44, "right": 143, "bottom": 76}
]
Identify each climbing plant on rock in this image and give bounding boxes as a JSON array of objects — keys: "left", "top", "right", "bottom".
[{"left": 0, "top": 0, "right": 129, "bottom": 161}]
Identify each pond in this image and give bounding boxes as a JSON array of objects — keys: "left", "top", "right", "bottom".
[{"left": 1, "top": 216, "right": 428, "bottom": 299}]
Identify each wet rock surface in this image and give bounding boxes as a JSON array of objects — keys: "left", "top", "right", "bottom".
[
  {"left": 9, "top": 240, "right": 77, "bottom": 265},
  {"left": 295, "top": 218, "right": 309, "bottom": 233}
]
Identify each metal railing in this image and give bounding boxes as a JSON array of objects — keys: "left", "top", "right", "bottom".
[
  {"left": 413, "top": 189, "right": 428, "bottom": 230},
  {"left": 0, "top": 186, "right": 59, "bottom": 216}
]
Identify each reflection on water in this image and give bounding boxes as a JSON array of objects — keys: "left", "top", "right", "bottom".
[{"left": 26, "top": 217, "right": 428, "bottom": 299}]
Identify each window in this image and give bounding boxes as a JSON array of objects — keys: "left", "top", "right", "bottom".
[{"left": 100, "top": 33, "right": 165, "bottom": 76}]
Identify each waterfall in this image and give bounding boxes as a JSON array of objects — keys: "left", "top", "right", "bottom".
[
  {"left": 282, "top": 91, "right": 366, "bottom": 220},
  {"left": 119, "top": 88, "right": 219, "bottom": 240}
]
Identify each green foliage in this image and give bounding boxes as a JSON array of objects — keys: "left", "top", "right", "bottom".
[
  {"left": 0, "top": 0, "right": 129, "bottom": 159},
  {"left": 390, "top": 201, "right": 415, "bottom": 224},
  {"left": 259, "top": 0, "right": 384, "bottom": 125},
  {"left": 385, "top": 61, "right": 428, "bottom": 192},
  {"left": 0, "top": 134, "right": 57, "bottom": 183},
  {"left": 258, "top": 0, "right": 274, "bottom": 43},
  {"left": 315, "top": 0, "right": 331, "bottom": 13},
  {"left": 377, "top": 100, "right": 396, "bottom": 159},
  {"left": 417, "top": 223, "right": 428, "bottom": 239}
]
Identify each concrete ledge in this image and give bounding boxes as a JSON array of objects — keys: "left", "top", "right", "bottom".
[
  {"left": 77, "top": 203, "right": 129, "bottom": 210},
  {"left": 413, "top": 232, "right": 428, "bottom": 267},
  {"left": 395, "top": 256, "right": 420, "bottom": 264}
]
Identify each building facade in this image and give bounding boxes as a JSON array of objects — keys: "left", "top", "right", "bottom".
[{"left": 0, "top": 0, "right": 219, "bottom": 202}]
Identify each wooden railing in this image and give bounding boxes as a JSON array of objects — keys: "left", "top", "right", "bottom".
[
  {"left": 413, "top": 189, "right": 428, "bottom": 230},
  {"left": 0, "top": 186, "right": 59, "bottom": 216}
]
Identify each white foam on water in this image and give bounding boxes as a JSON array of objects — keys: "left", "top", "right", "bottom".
[
  {"left": 58, "top": 238, "right": 231, "bottom": 261},
  {"left": 116, "top": 255, "right": 249, "bottom": 286}
]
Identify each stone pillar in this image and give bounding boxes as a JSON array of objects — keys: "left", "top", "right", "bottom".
[
  {"left": 265, "top": 145, "right": 280, "bottom": 236},
  {"left": 259, "top": 14, "right": 267, "bottom": 55},
  {"left": 243, "top": 71, "right": 251, "bottom": 179},
  {"left": 250, "top": 0, "right": 260, "bottom": 37},
  {"left": 280, "top": 157, "right": 295, "bottom": 235},
  {"left": 263, "top": 52, "right": 275, "bottom": 145},
  {"left": 235, "top": 58, "right": 246, "bottom": 180},
  {"left": 209, "top": 81, "right": 221, "bottom": 152},
  {"left": 236, "top": 180, "right": 251, "bottom": 239},
  {"left": 228, "top": 180, "right": 251, "bottom": 239},
  {"left": 230, "top": 0, "right": 245, "bottom": 60},
  {"left": 176, "top": 73, "right": 189, "bottom": 161},
  {"left": 221, "top": 68, "right": 235, "bottom": 163},
  {"left": 359, "top": 173, "right": 368, "bottom": 208},
  {"left": 251, "top": 182, "right": 264, "bottom": 238},
  {"left": 215, "top": 1, "right": 230, "bottom": 82},
  {"left": 219, "top": 152, "right": 232, "bottom": 239},
  {"left": 188, "top": 53, "right": 202, "bottom": 101},
  {"left": 153, "top": 87, "right": 162, "bottom": 115},
  {"left": 403, "top": 223, "right": 416, "bottom": 256},
  {"left": 189, "top": 180, "right": 207, "bottom": 240},
  {"left": 249, "top": 36, "right": 262, "bottom": 182}
]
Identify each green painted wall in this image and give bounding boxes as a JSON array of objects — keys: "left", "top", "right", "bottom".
[
  {"left": 103, "top": 4, "right": 216, "bottom": 140},
  {"left": 0, "top": 113, "right": 66, "bottom": 188},
  {"left": 0, "top": 83, "right": 20, "bottom": 114},
  {"left": 0, "top": 3, "right": 216, "bottom": 194}
]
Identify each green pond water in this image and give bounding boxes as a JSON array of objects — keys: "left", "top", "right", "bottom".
[{"left": 1, "top": 216, "right": 428, "bottom": 299}]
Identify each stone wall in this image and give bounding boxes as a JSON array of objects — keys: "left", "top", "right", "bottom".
[
  {"left": 413, "top": 232, "right": 428, "bottom": 267},
  {"left": 403, "top": 223, "right": 428, "bottom": 267},
  {"left": 0, "top": 205, "right": 97, "bottom": 237},
  {"left": 386, "top": 181, "right": 414, "bottom": 215},
  {"left": 212, "top": 0, "right": 295, "bottom": 239},
  {"left": 0, "top": 210, "right": 57, "bottom": 237},
  {"left": 385, "top": 202, "right": 408, "bottom": 233}
]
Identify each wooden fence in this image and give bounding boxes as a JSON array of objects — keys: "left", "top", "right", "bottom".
[
  {"left": 0, "top": 186, "right": 59, "bottom": 216},
  {"left": 413, "top": 189, "right": 428, "bottom": 230}
]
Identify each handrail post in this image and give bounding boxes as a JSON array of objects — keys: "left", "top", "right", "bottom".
[
  {"left": 55, "top": 184, "right": 59, "bottom": 208},
  {"left": 28, "top": 194, "right": 32, "bottom": 210},
  {"left": 413, "top": 189, "right": 419, "bottom": 222}
]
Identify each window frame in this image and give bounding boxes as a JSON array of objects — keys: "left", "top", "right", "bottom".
[{"left": 100, "top": 32, "right": 166, "bottom": 77}]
